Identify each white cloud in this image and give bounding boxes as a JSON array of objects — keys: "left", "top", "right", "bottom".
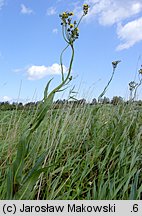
[
  {"left": 116, "top": 17, "right": 142, "bottom": 50},
  {"left": 76, "top": 0, "right": 142, "bottom": 50},
  {"left": 2, "top": 96, "right": 11, "bottom": 102},
  {"left": 46, "top": 7, "right": 56, "bottom": 15},
  {"left": 26, "top": 63, "right": 68, "bottom": 80},
  {"left": 52, "top": 28, "right": 58, "bottom": 34},
  {"left": 82, "top": 0, "right": 142, "bottom": 25},
  {"left": 21, "top": 4, "right": 33, "bottom": 14}
]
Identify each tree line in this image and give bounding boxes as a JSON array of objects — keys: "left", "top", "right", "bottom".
[{"left": 0, "top": 96, "right": 142, "bottom": 111}]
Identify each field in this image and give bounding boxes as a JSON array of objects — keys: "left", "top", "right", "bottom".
[
  {"left": 1, "top": 4, "right": 142, "bottom": 201},
  {"left": 0, "top": 102, "right": 142, "bottom": 200}
]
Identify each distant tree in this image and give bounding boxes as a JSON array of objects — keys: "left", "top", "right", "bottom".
[
  {"left": 0, "top": 102, "right": 4, "bottom": 110},
  {"left": 0, "top": 101, "right": 11, "bottom": 110},
  {"left": 62, "top": 99, "right": 67, "bottom": 104},
  {"left": 78, "top": 98, "right": 86, "bottom": 105},
  {"left": 136, "top": 100, "right": 142, "bottom": 106},
  {"left": 111, "top": 96, "right": 123, "bottom": 105},
  {"left": 98, "top": 97, "right": 104, "bottom": 104},
  {"left": 56, "top": 99, "right": 64, "bottom": 104},
  {"left": 5, "top": 101, "right": 11, "bottom": 110},
  {"left": 18, "top": 102, "right": 23, "bottom": 110},
  {"left": 0, "top": 102, "right": 5, "bottom": 105},
  {"left": 102, "top": 97, "right": 110, "bottom": 104},
  {"left": 91, "top": 98, "right": 97, "bottom": 105},
  {"left": 10, "top": 102, "right": 16, "bottom": 110},
  {"left": 24, "top": 102, "right": 36, "bottom": 110},
  {"left": 68, "top": 100, "right": 77, "bottom": 106}
]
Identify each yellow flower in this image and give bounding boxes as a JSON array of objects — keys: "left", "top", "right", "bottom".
[
  {"left": 62, "top": 12, "right": 68, "bottom": 19},
  {"left": 70, "top": 24, "right": 74, "bottom": 28},
  {"left": 62, "top": 12, "right": 66, "bottom": 15},
  {"left": 83, "top": 4, "right": 89, "bottom": 10},
  {"left": 83, "top": 4, "right": 89, "bottom": 15},
  {"left": 69, "top": 12, "right": 74, "bottom": 16}
]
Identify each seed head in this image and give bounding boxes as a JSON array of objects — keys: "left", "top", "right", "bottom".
[
  {"left": 69, "top": 12, "right": 74, "bottom": 16},
  {"left": 83, "top": 4, "right": 89, "bottom": 15},
  {"left": 112, "top": 60, "right": 121, "bottom": 69},
  {"left": 129, "top": 81, "right": 137, "bottom": 90},
  {"left": 139, "top": 69, "right": 142, "bottom": 74}
]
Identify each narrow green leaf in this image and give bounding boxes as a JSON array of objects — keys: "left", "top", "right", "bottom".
[
  {"left": 14, "top": 167, "right": 49, "bottom": 200},
  {"left": 6, "top": 166, "right": 13, "bottom": 199},
  {"left": 22, "top": 151, "right": 47, "bottom": 184},
  {"left": 44, "top": 78, "right": 53, "bottom": 101}
]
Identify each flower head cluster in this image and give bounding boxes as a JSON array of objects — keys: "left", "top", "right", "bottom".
[
  {"left": 129, "top": 81, "right": 137, "bottom": 91},
  {"left": 59, "top": 4, "right": 89, "bottom": 44},
  {"left": 112, "top": 60, "right": 121, "bottom": 69},
  {"left": 59, "top": 11, "right": 79, "bottom": 43},
  {"left": 70, "top": 27, "right": 79, "bottom": 42},
  {"left": 59, "top": 12, "right": 74, "bottom": 26},
  {"left": 83, "top": 4, "right": 89, "bottom": 15}
]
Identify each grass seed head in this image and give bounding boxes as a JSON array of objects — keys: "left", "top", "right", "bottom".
[{"left": 112, "top": 60, "right": 121, "bottom": 69}]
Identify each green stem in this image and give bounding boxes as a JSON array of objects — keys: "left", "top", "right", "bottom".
[
  {"left": 65, "top": 24, "right": 70, "bottom": 42},
  {"left": 132, "top": 79, "right": 142, "bottom": 101},
  {"left": 76, "top": 14, "right": 84, "bottom": 28},
  {"left": 98, "top": 67, "right": 116, "bottom": 100},
  {"left": 48, "top": 43, "right": 74, "bottom": 98},
  {"left": 62, "top": 25, "right": 69, "bottom": 44},
  {"left": 60, "top": 44, "right": 69, "bottom": 82}
]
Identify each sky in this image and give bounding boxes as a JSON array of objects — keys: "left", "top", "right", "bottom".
[{"left": 0, "top": 0, "right": 142, "bottom": 103}]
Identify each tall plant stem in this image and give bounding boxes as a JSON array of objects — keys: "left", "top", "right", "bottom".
[
  {"left": 48, "top": 43, "right": 74, "bottom": 98},
  {"left": 132, "top": 79, "right": 142, "bottom": 101},
  {"left": 98, "top": 67, "right": 116, "bottom": 100},
  {"left": 60, "top": 44, "right": 69, "bottom": 82}
]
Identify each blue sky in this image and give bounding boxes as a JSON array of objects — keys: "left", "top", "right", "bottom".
[{"left": 0, "top": 0, "right": 142, "bottom": 103}]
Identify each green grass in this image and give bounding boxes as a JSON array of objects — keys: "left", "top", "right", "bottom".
[
  {"left": 0, "top": 102, "right": 142, "bottom": 199},
  {"left": 1, "top": 4, "right": 142, "bottom": 200}
]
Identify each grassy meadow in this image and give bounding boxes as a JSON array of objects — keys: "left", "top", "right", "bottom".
[
  {"left": 0, "top": 4, "right": 142, "bottom": 200},
  {"left": 0, "top": 102, "right": 142, "bottom": 199}
]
